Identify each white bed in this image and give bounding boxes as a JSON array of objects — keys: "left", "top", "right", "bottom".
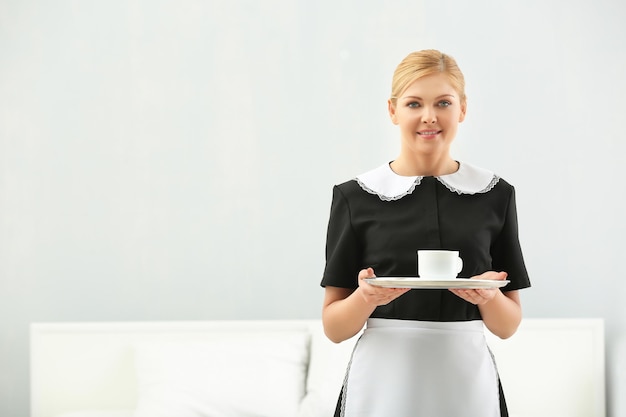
[{"left": 30, "top": 318, "right": 605, "bottom": 417}]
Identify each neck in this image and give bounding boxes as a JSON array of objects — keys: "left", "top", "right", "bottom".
[{"left": 390, "top": 155, "right": 459, "bottom": 177}]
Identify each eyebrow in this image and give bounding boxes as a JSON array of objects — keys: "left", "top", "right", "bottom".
[{"left": 400, "top": 94, "right": 456, "bottom": 100}]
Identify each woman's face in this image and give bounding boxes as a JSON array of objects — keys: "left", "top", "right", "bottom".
[{"left": 389, "top": 73, "right": 466, "bottom": 157}]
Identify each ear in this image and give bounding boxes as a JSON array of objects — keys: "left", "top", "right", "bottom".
[
  {"left": 388, "top": 99, "right": 398, "bottom": 125},
  {"left": 459, "top": 102, "right": 467, "bottom": 123}
]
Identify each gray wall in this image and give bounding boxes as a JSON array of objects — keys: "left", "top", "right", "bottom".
[{"left": 1, "top": 0, "right": 625, "bottom": 416}]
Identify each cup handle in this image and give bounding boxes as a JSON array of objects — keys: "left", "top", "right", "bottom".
[{"left": 456, "top": 257, "right": 463, "bottom": 273}]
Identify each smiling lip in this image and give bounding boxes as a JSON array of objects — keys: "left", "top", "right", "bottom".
[{"left": 417, "top": 130, "right": 441, "bottom": 137}]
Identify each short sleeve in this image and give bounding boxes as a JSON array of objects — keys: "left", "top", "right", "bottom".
[
  {"left": 320, "top": 185, "right": 361, "bottom": 288},
  {"left": 490, "top": 186, "right": 531, "bottom": 291}
]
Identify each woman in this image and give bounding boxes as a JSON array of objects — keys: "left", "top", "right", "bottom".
[{"left": 320, "top": 49, "right": 531, "bottom": 417}]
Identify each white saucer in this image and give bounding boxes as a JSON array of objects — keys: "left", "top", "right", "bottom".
[{"left": 364, "top": 277, "right": 510, "bottom": 289}]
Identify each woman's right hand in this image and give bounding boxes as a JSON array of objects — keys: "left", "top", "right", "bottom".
[
  {"left": 357, "top": 267, "right": 410, "bottom": 306},
  {"left": 322, "top": 267, "right": 411, "bottom": 343}
]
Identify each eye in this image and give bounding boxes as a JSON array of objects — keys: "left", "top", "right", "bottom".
[
  {"left": 407, "top": 101, "right": 421, "bottom": 109},
  {"left": 437, "top": 100, "right": 452, "bottom": 107}
]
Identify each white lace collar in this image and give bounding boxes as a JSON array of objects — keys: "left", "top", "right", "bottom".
[{"left": 355, "top": 161, "right": 500, "bottom": 201}]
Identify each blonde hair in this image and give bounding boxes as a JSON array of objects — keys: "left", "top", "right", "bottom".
[{"left": 390, "top": 49, "right": 466, "bottom": 106}]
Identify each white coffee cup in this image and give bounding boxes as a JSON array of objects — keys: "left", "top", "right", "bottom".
[{"left": 417, "top": 250, "right": 463, "bottom": 280}]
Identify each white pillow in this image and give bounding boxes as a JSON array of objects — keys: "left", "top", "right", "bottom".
[
  {"left": 297, "top": 322, "right": 360, "bottom": 417},
  {"left": 132, "top": 331, "right": 310, "bottom": 417}
]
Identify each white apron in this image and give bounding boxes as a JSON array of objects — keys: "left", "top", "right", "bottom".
[{"left": 340, "top": 319, "right": 501, "bottom": 417}]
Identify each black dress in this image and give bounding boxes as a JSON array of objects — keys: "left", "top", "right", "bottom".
[{"left": 321, "top": 161, "right": 531, "bottom": 417}]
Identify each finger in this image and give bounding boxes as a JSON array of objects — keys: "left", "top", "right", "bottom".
[
  {"left": 481, "top": 271, "right": 508, "bottom": 281},
  {"left": 450, "top": 288, "right": 479, "bottom": 304},
  {"left": 358, "top": 267, "right": 376, "bottom": 280}
]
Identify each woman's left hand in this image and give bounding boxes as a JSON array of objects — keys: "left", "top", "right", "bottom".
[{"left": 449, "top": 271, "right": 508, "bottom": 305}]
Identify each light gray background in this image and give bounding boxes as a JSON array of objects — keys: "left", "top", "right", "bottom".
[{"left": 1, "top": 0, "right": 625, "bottom": 416}]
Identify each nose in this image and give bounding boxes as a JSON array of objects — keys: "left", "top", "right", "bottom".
[{"left": 422, "top": 108, "right": 436, "bottom": 124}]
